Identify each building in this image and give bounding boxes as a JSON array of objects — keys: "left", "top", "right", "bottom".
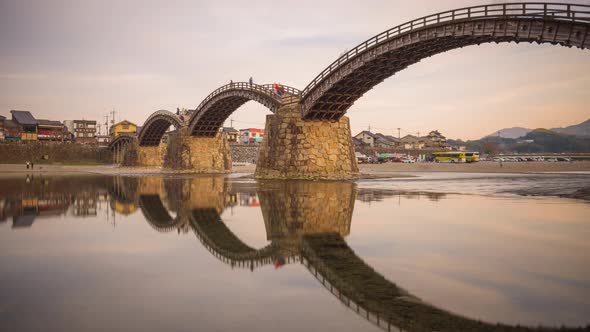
[
  {"left": 37, "top": 119, "right": 66, "bottom": 142},
  {"left": 424, "top": 130, "right": 447, "bottom": 148},
  {"left": 3, "top": 120, "right": 21, "bottom": 142},
  {"left": 239, "top": 128, "right": 264, "bottom": 144},
  {"left": 0, "top": 115, "right": 5, "bottom": 141},
  {"left": 400, "top": 135, "right": 425, "bottom": 149},
  {"left": 354, "top": 131, "right": 400, "bottom": 148},
  {"left": 109, "top": 120, "right": 137, "bottom": 139},
  {"left": 64, "top": 120, "right": 97, "bottom": 144},
  {"left": 351, "top": 137, "right": 366, "bottom": 147},
  {"left": 373, "top": 133, "right": 400, "bottom": 148},
  {"left": 10, "top": 110, "right": 37, "bottom": 142},
  {"left": 354, "top": 131, "right": 379, "bottom": 147},
  {"left": 96, "top": 134, "right": 110, "bottom": 147},
  {"left": 222, "top": 127, "right": 239, "bottom": 142}
]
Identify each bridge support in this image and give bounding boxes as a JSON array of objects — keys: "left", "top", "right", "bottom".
[
  {"left": 181, "top": 133, "right": 232, "bottom": 173},
  {"left": 256, "top": 103, "right": 358, "bottom": 180},
  {"left": 137, "top": 145, "right": 165, "bottom": 167}
]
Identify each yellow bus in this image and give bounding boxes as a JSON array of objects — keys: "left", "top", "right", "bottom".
[
  {"left": 432, "top": 151, "right": 479, "bottom": 163},
  {"left": 464, "top": 152, "right": 480, "bottom": 163}
]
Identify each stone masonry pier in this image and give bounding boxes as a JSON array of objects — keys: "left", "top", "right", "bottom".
[
  {"left": 181, "top": 134, "right": 232, "bottom": 173},
  {"left": 135, "top": 130, "right": 231, "bottom": 173},
  {"left": 255, "top": 103, "right": 359, "bottom": 180},
  {"left": 137, "top": 145, "right": 165, "bottom": 167}
]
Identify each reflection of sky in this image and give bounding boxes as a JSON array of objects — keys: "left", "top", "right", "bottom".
[
  {"left": 0, "top": 212, "right": 376, "bottom": 332},
  {"left": 348, "top": 194, "right": 590, "bottom": 326}
]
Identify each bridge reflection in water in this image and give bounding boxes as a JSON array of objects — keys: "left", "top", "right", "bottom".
[
  {"left": 2, "top": 176, "right": 587, "bottom": 332},
  {"left": 106, "top": 177, "right": 584, "bottom": 332}
]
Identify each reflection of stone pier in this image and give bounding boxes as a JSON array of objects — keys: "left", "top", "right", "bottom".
[{"left": 259, "top": 181, "right": 356, "bottom": 257}]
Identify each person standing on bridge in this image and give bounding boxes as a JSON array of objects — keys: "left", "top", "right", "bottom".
[
  {"left": 249, "top": 76, "right": 253, "bottom": 87},
  {"left": 273, "top": 83, "right": 283, "bottom": 97}
]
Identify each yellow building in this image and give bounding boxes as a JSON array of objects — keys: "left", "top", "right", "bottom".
[{"left": 109, "top": 120, "right": 137, "bottom": 139}]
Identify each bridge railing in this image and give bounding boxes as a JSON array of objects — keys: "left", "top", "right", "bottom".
[
  {"left": 194, "top": 82, "right": 280, "bottom": 115},
  {"left": 300, "top": 2, "right": 590, "bottom": 99},
  {"left": 260, "top": 84, "right": 301, "bottom": 96}
]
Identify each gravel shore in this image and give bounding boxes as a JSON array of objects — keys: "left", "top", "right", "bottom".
[
  {"left": 358, "top": 161, "right": 590, "bottom": 173},
  {"left": 1, "top": 161, "right": 589, "bottom": 178}
]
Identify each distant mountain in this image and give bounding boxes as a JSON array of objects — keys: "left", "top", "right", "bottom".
[
  {"left": 484, "top": 127, "right": 531, "bottom": 139},
  {"left": 515, "top": 129, "right": 590, "bottom": 153},
  {"left": 551, "top": 118, "right": 590, "bottom": 137}
]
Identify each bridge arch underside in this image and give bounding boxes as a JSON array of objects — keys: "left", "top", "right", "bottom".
[
  {"left": 139, "top": 112, "right": 182, "bottom": 147},
  {"left": 190, "top": 208, "right": 276, "bottom": 268},
  {"left": 109, "top": 136, "right": 134, "bottom": 151},
  {"left": 302, "top": 18, "right": 589, "bottom": 120},
  {"left": 190, "top": 90, "right": 281, "bottom": 137},
  {"left": 138, "top": 195, "right": 181, "bottom": 232}
]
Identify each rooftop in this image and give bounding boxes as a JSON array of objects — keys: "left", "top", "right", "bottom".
[
  {"left": 223, "top": 127, "right": 239, "bottom": 133},
  {"left": 10, "top": 110, "right": 37, "bottom": 126},
  {"left": 356, "top": 130, "right": 380, "bottom": 139},
  {"left": 4, "top": 119, "right": 18, "bottom": 128},
  {"left": 37, "top": 119, "right": 65, "bottom": 127}
]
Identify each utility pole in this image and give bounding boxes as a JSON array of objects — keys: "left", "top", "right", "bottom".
[
  {"left": 397, "top": 128, "right": 401, "bottom": 139},
  {"left": 104, "top": 114, "right": 109, "bottom": 136},
  {"left": 110, "top": 108, "right": 116, "bottom": 126},
  {"left": 230, "top": 118, "right": 234, "bottom": 128},
  {"left": 368, "top": 124, "right": 371, "bottom": 132}
]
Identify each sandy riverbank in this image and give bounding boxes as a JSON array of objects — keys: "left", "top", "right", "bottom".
[
  {"left": 0, "top": 163, "right": 259, "bottom": 177},
  {"left": 1, "top": 161, "right": 589, "bottom": 178},
  {"left": 358, "top": 161, "right": 590, "bottom": 173}
]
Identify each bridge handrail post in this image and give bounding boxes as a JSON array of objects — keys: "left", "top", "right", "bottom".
[{"left": 544, "top": 3, "right": 547, "bottom": 18}]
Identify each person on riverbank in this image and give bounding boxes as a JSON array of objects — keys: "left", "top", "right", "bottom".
[
  {"left": 31, "top": 162, "right": 34, "bottom": 170},
  {"left": 26, "top": 161, "right": 29, "bottom": 169}
]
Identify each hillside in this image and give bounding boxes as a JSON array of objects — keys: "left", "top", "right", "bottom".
[
  {"left": 484, "top": 127, "right": 531, "bottom": 139},
  {"left": 452, "top": 129, "right": 590, "bottom": 153},
  {"left": 551, "top": 119, "right": 590, "bottom": 137}
]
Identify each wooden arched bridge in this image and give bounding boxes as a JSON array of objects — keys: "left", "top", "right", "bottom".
[{"left": 113, "top": 2, "right": 589, "bottom": 179}]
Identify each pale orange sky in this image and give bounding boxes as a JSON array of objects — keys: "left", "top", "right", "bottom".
[{"left": 0, "top": 0, "right": 588, "bottom": 139}]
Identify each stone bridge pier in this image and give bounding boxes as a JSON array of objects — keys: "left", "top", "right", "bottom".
[
  {"left": 255, "top": 102, "right": 359, "bottom": 180},
  {"left": 136, "top": 128, "right": 231, "bottom": 172},
  {"left": 137, "top": 145, "right": 165, "bottom": 167}
]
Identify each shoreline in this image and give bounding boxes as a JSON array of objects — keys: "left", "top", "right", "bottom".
[
  {"left": 1, "top": 163, "right": 589, "bottom": 201},
  {"left": 1, "top": 161, "right": 590, "bottom": 177}
]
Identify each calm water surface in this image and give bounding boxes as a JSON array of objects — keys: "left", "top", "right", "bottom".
[{"left": 0, "top": 174, "right": 589, "bottom": 332}]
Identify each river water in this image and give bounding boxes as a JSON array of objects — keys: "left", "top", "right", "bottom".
[{"left": 0, "top": 174, "right": 589, "bottom": 332}]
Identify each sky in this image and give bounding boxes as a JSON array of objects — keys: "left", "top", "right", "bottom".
[{"left": 0, "top": 0, "right": 589, "bottom": 140}]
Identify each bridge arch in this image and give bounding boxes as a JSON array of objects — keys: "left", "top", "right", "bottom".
[
  {"left": 108, "top": 135, "right": 135, "bottom": 151},
  {"left": 138, "top": 195, "right": 182, "bottom": 232},
  {"left": 189, "top": 208, "right": 276, "bottom": 269},
  {"left": 188, "top": 82, "right": 300, "bottom": 137},
  {"left": 300, "top": 3, "right": 590, "bottom": 120},
  {"left": 138, "top": 110, "right": 184, "bottom": 147}
]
